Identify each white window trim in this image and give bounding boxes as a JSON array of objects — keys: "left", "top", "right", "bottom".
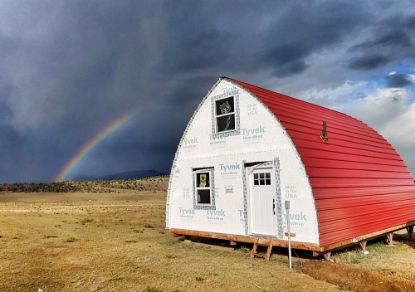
[
  {"left": 214, "top": 96, "right": 236, "bottom": 133},
  {"left": 210, "top": 91, "right": 240, "bottom": 139},
  {"left": 193, "top": 168, "right": 216, "bottom": 210}
]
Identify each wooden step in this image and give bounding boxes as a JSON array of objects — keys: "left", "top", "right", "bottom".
[{"left": 251, "top": 238, "right": 274, "bottom": 262}]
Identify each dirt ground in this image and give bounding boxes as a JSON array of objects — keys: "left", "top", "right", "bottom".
[{"left": 0, "top": 188, "right": 414, "bottom": 291}]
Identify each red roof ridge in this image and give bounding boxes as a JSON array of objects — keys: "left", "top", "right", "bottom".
[
  {"left": 221, "top": 76, "right": 396, "bottom": 148},
  {"left": 221, "top": 76, "right": 368, "bottom": 125}
]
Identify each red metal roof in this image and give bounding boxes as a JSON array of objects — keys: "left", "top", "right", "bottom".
[{"left": 225, "top": 77, "right": 415, "bottom": 247}]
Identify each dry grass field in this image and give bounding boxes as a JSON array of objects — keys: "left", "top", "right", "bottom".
[{"left": 0, "top": 177, "right": 414, "bottom": 291}]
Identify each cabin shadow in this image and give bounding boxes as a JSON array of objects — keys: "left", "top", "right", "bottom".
[
  {"left": 177, "top": 235, "right": 315, "bottom": 259},
  {"left": 394, "top": 233, "right": 415, "bottom": 250},
  {"left": 178, "top": 230, "right": 415, "bottom": 260},
  {"left": 177, "top": 235, "right": 321, "bottom": 260}
]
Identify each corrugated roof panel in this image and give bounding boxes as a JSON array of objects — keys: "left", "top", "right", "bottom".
[
  {"left": 296, "top": 141, "right": 401, "bottom": 160},
  {"left": 313, "top": 185, "right": 415, "bottom": 199},
  {"left": 301, "top": 158, "right": 409, "bottom": 172},
  {"left": 318, "top": 201, "right": 415, "bottom": 222},
  {"left": 308, "top": 168, "right": 413, "bottom": 179},
  {"left": 283, "top": 122, "right": 394, "bottom": 147},
  {"left": 290, "top": 132, "right": 397, "bottom": 155},
  {"left": 298, "top": 148, "right": 405, "bottom": 166},
  {"left": 225, "top": 77, "right": 415, "bottom": 248},
  {"left": 316, "top": 193, "right": 415, "bottom": 210}
]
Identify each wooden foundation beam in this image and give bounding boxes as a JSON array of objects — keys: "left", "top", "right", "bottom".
[
  {"left": 312, "top": 251, "right": 332, "bottom": 261},
  {"left": 386, "top": 232, "right": 393, "bottom": 246},
  {"left": 407, "top": 226, "right": 414, "bottom": 240},
  {"left": 359, "top": 240, "right": 369, "bottom": 254},
  {"left": 323, "top": 251, "right": 331, "bottom": 261},
  {"left": 170, "top": 228, "right": 320, "bottom": 251},
  {"left": 250, "top": 238, "right": 259, "bottom": 259},
  {"left": 359, "top": 240, "right": 366, "bottom": 251}
]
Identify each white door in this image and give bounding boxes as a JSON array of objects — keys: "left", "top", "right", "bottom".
[{"left": 248, "top": 164, "right": 278, "bottom": 236}]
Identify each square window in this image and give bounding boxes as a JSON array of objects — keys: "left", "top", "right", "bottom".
[
  {"left": 215, "top": 97, "right": 235, "bottom": 116},
  {"left": 196, "top": 172, "right": 210, "bottom": 188},
  {"left": 265, "top": 172, "right": 271, "bottom": 185},
  {"left": 197, "top": 189, "right": 211, "bottom": 204},
  {"left": 216, "top": 114, "right": 235, "bottom": 132}
]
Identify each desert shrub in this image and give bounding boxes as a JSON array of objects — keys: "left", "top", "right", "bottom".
[
  {"left": 239, "top": 245, "right": 251, "bottom": 253},
  {"left": 80, "top": 218, "right": 94, "bottom": 225},
  {"left": 65, "top": 237, "right": 76, "bottom": 242},
  {"left": 110, "top": 271, "right": 122, "bottom": 281},
  {"left": 143, "top": 287, "right": 161, "bottom": 292}
]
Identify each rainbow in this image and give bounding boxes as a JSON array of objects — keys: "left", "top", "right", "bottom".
[{"left": 54, "top": 112, "right": 134, "bottom": 182}]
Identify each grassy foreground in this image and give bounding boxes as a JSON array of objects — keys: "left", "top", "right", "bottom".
[{"left": 0, "top": 182, "right": 414, "bottom": 291}]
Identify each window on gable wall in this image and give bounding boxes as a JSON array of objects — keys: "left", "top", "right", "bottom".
[
  {"left": 193, "top": 168, "right": 215, "bottom": 209},
  {"left": 215, "top": 96, "right": 236, "bottom": 133}
]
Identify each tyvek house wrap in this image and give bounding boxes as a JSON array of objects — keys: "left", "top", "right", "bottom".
[{"left": 166, "top": 78, "right": 319, "bottom": 245}]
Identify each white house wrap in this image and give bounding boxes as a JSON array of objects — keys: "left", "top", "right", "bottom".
[{"left": 166, "top": 77, "right": 319, "bottom": 245}]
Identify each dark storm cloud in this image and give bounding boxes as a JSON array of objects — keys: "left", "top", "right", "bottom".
[
  {"left": 386, "top": 73, "right": 414, "bottom": 88},
  {"left": 0, "top": 1, "right": 413, "bottom": 182},
  {"left": 264, "top": 44, "right": 310, "bottom": 77},
  {"left": 160, "top": 1, "right": 370, "bottom": 78},
  {"left": 261, "top": 1, "right": 369, "bottom": 77},
  {"left": 353, "top": 30, "right": 412, "bottom": 50},
  {"left": 0, "top": 125, "right": 33, "bottom": 182},
  {"left": 382, "top": 13, "right": 415, "bottom": 32},
  {"left": 349, "top": 55, "right": 391, "bottom": 70},
  {"left": 274, "top": 60, "right": 308, "bottom": 77},
  {"left": 0, "top": 101, "right": 13, "bottom": 122},
  {"left": 348, "top": 16, "right": 415, "bottom": 70}
]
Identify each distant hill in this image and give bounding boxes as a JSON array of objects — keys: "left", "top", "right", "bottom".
[
  {"left": 76, "top": 170, "right": 166, "bottom": 181},
  {"left": 0, "top": 176, "right": 169, "bottom": 193}
]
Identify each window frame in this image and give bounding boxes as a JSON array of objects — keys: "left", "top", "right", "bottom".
[
  {"left": 193, "top": 168, "right": 216, "bottom": 210},
  {"left": 210, "top": 90, "right": 240, "bottom": 139},
  {"left": 215, "top": 96, "right": 236, "bottom": 134}
]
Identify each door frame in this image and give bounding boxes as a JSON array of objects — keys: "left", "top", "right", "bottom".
[
  {"left": 242, "top": 158, "right": 283, "bottom": 238},
  {"left": 247, "top": 161, "right": 276, "bottom": 236}
]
